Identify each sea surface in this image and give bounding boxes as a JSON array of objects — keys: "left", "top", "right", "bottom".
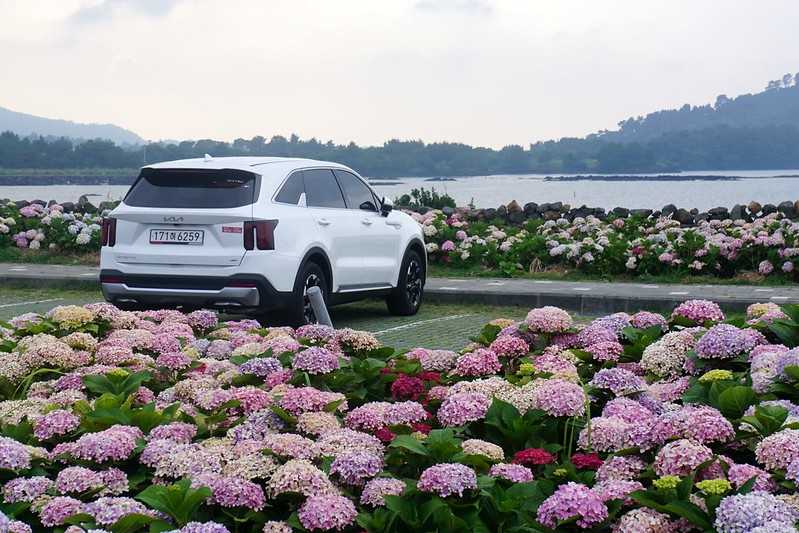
[{"left": 1, "top": 170, "right": 797, "bottom": 211}]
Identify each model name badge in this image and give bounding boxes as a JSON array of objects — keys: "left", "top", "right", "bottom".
[
  {"left": 222, "top": 226, "right": 243, "bottom": 234},
  {"left": 163, "top": 216, "right": 184, "bottom": 223}
]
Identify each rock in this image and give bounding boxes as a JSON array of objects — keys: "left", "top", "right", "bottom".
[
  {"left": 484, "top": 208, "right": 497, "bottom": 219},
  {"left": 508, "top": 211, "right": 525, "bottom": 224},
  {"left": 674, "top": 208, "right": 694, "bottom": 225},
  {"left": 507, "top": 200, "right": 522, "bottom": 213},
  {"left": 708, "top": 207, "right": 729, "bottom": 220},
  {"left": 690, "top": 208, "right": 699, "bottom": 215},
  {"left": 417, "top": 207, "right": 429, "bottom": 215},
  {"left": 98, "top": 201, "right": 117, "bottom": 213},
  {"left": 30, "top": 199, "right": 47, "bottom": 206},
  {"left": 77, "top": 195, "right": 97, "bottom": 213},
  {"left": 730, "top": 204, "right": 746, "bottom": 220},
  {"left": 593, "top": 208, "right": 607, "bottom": 220},
  {"left": 543, "top": 210, "right": 560, "bottom": 221},
  {"left": 630, "top": 209, "right": 653, "bottom": 218},
  {"left": 778, "top": 201, "right": 796, "bottom": 218},
  {"left": 523, "top": 202, "right": 538, "bottom": 215},
  {"left": 661, "top": 204, "right": 678, "bottom": 216},
  {"left": 61, "top": 202, "right": 75, "bottom": 213},
  {"left": 441, "top": 206, "right": 455, "bottom": 216},
  {"left": 762, "top": 204, "right": 777, "bottom": 215},
  {"left": 549, "top": 201, "right": 563, "bottom": 212},
  {"left": 48, "top": 200, "right": 58, "bottom": 207},
  {"left": 496, "top": 205, "right": 507, "bottom": 217},
  {"left": 696, "top": 212, "right": 710, "bottom": 222},
  {"left": 14, "top": 200, "right": 30, "bottom": 209},
  {"left": 795, "top": 200, "right": 799, "bottom": 216},
  {"left": 610, "top": 207, "right": 629, "bottom": 218},
  {"left": 538, "top": 202, "right": 551, "bottom": 213},
  {"left": 651, "top": 210, "right": 662, "bottom": 219},
  {"left": 748, "top": 201, "right": 762, "bottom": 215}
]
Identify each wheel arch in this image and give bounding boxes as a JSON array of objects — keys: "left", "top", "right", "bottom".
[
  {"left": 299, "top": 246, "right": 334, "bottom": 291},
  {"left": 403, "top": 237, "right": 427, "bottom": 284}
]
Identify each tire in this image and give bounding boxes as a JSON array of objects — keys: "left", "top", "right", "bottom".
[
  {"left": 387, "top": 249, "right": 425, "bottom": 316},
  {"left": 283, "top": 261, "right": 329, "bottom": 327}
]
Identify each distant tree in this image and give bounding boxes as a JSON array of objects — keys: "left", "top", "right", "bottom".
[
  {"left": 714, "top": 94, "right": 731, "bottom": 108},
  {"left": 783, "top": 73, "right": 794, "bottom": 88},
  {"left": 766, "top": 80, "right": 781, "bottom": 91}
]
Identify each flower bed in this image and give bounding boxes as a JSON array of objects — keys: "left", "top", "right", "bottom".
[
  {"left": 0, "top": 201, "right": 106, "bottom": 252},
  {"left": 1, "top": 300, "right": 799, "bottom": 531},
  {"left": 414, "top": 209, "right": 799, "bottom": 279}
]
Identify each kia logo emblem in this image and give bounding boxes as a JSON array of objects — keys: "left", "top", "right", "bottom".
[{"left": 163, "top": 216, "right": 184, "bottom": 223}]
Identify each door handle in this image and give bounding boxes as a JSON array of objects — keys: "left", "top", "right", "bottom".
[
  {"left": 361, "top": 218, "right": 373, "bottom": 226},
  {"left": 317, "top": 218, "right": 332, "bottom": 226},
  {"left": 385, "top": 220, "right": 402, "bottom": 228}
]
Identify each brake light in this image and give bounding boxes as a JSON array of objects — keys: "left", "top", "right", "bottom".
[
  {"left": 227, "top": 279, "right": 258, "bottom": 288},
  {"left": 243, "top": 220, "right": 278, "bottom": 250},
  {"left": 101, "top": 218, "right": 117, "bottom": 247},
  {"left": 100, "top": 274, "right": 123, "bottom": 284}
]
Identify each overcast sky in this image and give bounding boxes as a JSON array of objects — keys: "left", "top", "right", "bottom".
[{"left": 2, "top": 0, "right": 798, "bottom": 148}]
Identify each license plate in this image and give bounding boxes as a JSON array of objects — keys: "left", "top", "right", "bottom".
[{"left": 149, "top": 229, "right": 204, "bottom": 245}]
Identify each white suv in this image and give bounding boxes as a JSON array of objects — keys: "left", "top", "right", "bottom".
[{"left": 100, "top": 156, "right": 426, "bottom": 325}]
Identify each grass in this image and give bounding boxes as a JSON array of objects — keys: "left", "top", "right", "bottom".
[
  {"left": 0, "top": 248, "right": 99, "bottom": 266},
  {"left": 428, "top": 264, "right": 796, "bottom": 286}
]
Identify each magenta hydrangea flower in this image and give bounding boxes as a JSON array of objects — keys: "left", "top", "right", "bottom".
[
  {"left": 654, "top": 439, "right": 713, "bottom": 476},
  {"left": 39, "top": 496, "right": 84, "bottom": 527},
  {"left": 55, "top": 425, "right": 143, "bottom": 463},
  {"left": 452, "top": 348, "right": 502, "bottom": 377},
  {"left": 531, "top": 379, "right": 586, "bottom": 417},
  {"left": 437, "top": 392, "right": 491, "bottom": 426},
  {"left": 298, "top": 494, "right": 357, "bottom": 531},
  {"left": 2, "top": 476, "right": 53, "bottom": 503},
  {"left": 526, "top": 306, "right": 573, "bottom": 333},
  {"left": 279, "top": 387, "right": 347, "bottom": 415},
  {"left": 194, "top": 474, "right": 265, "bottom": 511},
  {"left": 755, "top": 428, "right": 799, "bottom": 471},
  {"left": 417, "top": 463, "right": 477, "bottom": 497},
  {"left": 671, "top": 299, "right": 725, "bottom": 324},
  {"left": 33, "top": 409, "right": 80, "bottom": 440},
  {"left": 156, "top": 351, "right": 192, "bottom": 370},
  {"left": 728, "top": 463, "right": 777, "bottom": 492},
  {"left": 696, "top": 324, "right": 761, "bottom": 359},
  {"left": 489, "top": 463, "right": 535, "bottom": 483},
  {"left": 489, "top": 335, "right": 529, "bottom": 358},
  {"left": 148, "top": 422, "right": 197, "bottom": 443},
  {"left": 596, "top": 456, "right": 647, "bottom": 483},
  {"left": 585, "top": 341, "right": 624, "bottom": 362},
  {"left": 360, "top": 477, "right": 406, "bottom": 507},
  {"left": 84, "top": 496, "right": 152, "bottom": 526},
  {"left": 187, "top": 310, "right": 219, "bottom": 331},
  {"left": 173, "top": 522, "right": 231, "bottom": 533},
  {"left": 630, "top": 311, "right": 668, "bottom": 331},
  {"left": 536, "top": 482, "right": 608, "bottom": 529},
  {"left": 291, "top": 347, "right": 340, "bottom": 375},
  {"left": 330, "top": 451, "right": 384, "bottom": 485}
]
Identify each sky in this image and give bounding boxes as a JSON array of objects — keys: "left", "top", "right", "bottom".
[{"left": 1, "top": 0, "right": 798, "bottom": 148}]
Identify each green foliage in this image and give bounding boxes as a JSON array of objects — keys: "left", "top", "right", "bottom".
[
  {"left": 135, "top": 478, "right": 212, "bottom": 527},
  {"left": 396, "top": 187, "right": 456, "bottom": 209}
]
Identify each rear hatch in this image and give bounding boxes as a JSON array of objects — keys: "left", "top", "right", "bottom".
[{"left": 110, "top": 168, "right": 259, "bottom": 267}]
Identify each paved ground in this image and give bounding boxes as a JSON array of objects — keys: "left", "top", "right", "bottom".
[
  {"left": 2, "top": 262, "right": 798, "bottom": 313},
  {"left": 0, "top": 286, "right": 530, "bottom": 351}
]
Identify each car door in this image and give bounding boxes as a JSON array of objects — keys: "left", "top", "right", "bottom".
[
  {"left": 334, "top": 169, "right": 401, "bottom": 287},
  {"left": 302, "top": 168, "right": 364, "bottom": 290}
]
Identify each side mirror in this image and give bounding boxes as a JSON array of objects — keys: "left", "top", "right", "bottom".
[{"left": 380, "top": 197, "right": 393, "bottom": 217}]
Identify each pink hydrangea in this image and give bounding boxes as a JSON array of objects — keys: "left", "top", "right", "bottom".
[
  {"left": 489, "top": 335, "right": 529, "bottom": 358},
  {"left": 654, "top": 439, "right": 714, "bottom": 476},
  {"left": 671, "top": 299, "right": 725, "bottom": 324},
  {"left": 437, "top": 392, "right": 491, "bottom": 426},
  {"left": 536, "top": 482, "right": 608, "bottom": 529},
  {"left": 452, "top": 348, "right": 501, "bottom": 377},
  {"left": 532, "top": 379, "right": 586, "bottom": 417},
  {"left": 417, "top": 463, "right": 477, "bottom": 497},
  {"left": 298, "top": 494, "right": 357, "bottom": 531},
  {"left": 526, "top": 306, "right": 573, "bottom": 333}
]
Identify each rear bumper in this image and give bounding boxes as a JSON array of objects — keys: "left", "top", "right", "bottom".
[{"left": 100, "top": 270, "right": 292, "bottom": 310}]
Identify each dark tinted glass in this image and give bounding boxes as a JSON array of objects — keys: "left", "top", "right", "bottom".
[
  {"left": 334, "top": 170, "right": 377, "bottom": 211},
  {"left": 304, "top": 169, "right": 346, "bottom": 208},
  {"left": 125, "top": 169, "right": 258, "bottom": 208},
  {"left": 275, "top": 171, "right": 305, "bottom": 204}
]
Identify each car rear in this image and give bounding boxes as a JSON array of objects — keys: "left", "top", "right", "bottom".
[{"left": 100, "top": 166, "right": 283, "bottom": 310}]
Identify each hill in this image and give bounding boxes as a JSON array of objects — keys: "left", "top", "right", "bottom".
[{"left": 0, "top": 106, "right": 143, "bottom": 145}]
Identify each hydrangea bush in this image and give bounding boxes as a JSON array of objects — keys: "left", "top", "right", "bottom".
[
  {"left": 0, "top": 201, "right": 105, "bottom": 252},
  {"left": 413, "top": 208, "right": 799, "bottom": 279},
  {"left": 1, "top": 300, "right": 799, "bottom": 531}
]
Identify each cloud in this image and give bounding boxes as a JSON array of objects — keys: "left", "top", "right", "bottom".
[
  {"left": 414, "top": 0, "right": 492, "bottom": 16},
  {"left": 68, "top": 0, "right": 180, "bottom": 25}
]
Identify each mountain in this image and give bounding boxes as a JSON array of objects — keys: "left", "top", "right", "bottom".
[{"left": 0, "top": 106, "right": 144, "bottom": 145}]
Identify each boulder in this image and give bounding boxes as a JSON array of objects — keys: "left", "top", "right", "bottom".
[
  {"left": 484, "top": 208, "right": 497, "bottom": 219},
  {"left": 707, "top": 207, "right": 729, "bottom": 220},
  {"left": 538, "top": 202, "right": 552, "bottom": 213},
  {"left": 748, "top": 201, "right": 762, "bottom": 215},
  {"left": 778, "top": 201, "right": 796, "bottom": 219},
  {"left": 14, "top": 200, "right": 30, "bottom": 209},
  {"left": 549, "top": 201, "right": 563, "bottom": 212},
  {"left": 98, "top": 201, "right": 117, "bottom": 213},
  {"left": 543, "top": 210, "right": 561, "bottom": 221},
  {"left": 696, "top": 212, "right": 710, "bottom": 222},
  {"left": 690, "top": 208, "right": 699, "bottom": 215},
  {"left": 661, "top": 204, "right": 678, "bottom": 216},
  {"left": 730, "top": 204, "right": 746, "bottom": 220},
  {"left": 610, "top": 207, "right": 629, "bottom": 218},
  {"left": 523, "top": 202, "right": 538, "bottom": 215},
  {"left": 77, "top": 195, "right": 97, "bottom": 214},
  {"left": 496, "top": 205, "right": 507, "bottom": 217},
  {"left": 630, "top": 209, "right": 653, "bottom": 218},
  {"left": 507, "top": 199, "right": 522, "bottom": 213},
  {"left": 795, "top": 200, "right": 799, "bottom": 215},
  {"left": 762, "top": 204, "right": 777, "bottom": 215},
  {"left": 48, "top": 200, "right": 58, "bottom": 207},
  {"left": 674, "top": 208, "right": 694, "bottom": 225},
  {"left": 508, "top": 211, "right": 525, "bottom": 224},
  {"left": 61, "top": 202, "right": 75, "bottom": 213},
  {"left": 30, "top": 199, "right": 47, "bottom": 206}
]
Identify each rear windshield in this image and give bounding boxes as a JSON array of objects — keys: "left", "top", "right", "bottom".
[{"left": 125, "top": 168, "right": 259, "bottom": 208}]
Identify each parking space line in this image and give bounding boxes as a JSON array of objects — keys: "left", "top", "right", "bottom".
[
  {"left": 0, "top": 298, "right": 64, "bottom": 309},
  {"left": 372, "top": 314, "right": 474, "bottom": 335}
]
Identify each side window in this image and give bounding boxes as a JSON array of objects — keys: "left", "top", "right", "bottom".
[
  {"left": 275, "top": 171, "right": 305, "bottom": 205},
  {"left": 334, "top": 170, "right": 378, "bottom": 211},
  {"left": 304, "top": 169, "right": 346, "bottom": 209}
]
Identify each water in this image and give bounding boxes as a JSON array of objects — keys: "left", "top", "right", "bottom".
[{"left": 1, "top": 170, "right": 797, "bottom": 211}]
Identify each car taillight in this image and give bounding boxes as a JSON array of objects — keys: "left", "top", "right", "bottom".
[
  {"left": 227, "top": 279, "right": 257, "bottom": 288},
  {"left": 101, "top": 218, "right": 117, "bottom": 247},
  {"left": 243, "top": 220, "right": 278, "bottom": 250},
  {"left": 100, "top": 274, "right": 123, "bottom": 284}
]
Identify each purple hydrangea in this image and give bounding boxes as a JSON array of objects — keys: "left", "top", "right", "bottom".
[
  {"left": 360, "top": 477, "right": 406, "bottom": 507},
  {"left": 589, "top": 368, "right": 646, "bottom": 396},
  {"left": 437, "top": 392, "right": 491, "bottom": 427},
  {"left": 0, "top": 437, "right": 31, "bottom": 471},
  {"left": 330, "top": 451, "right": 384, "bottom": 485},
  {"left": 33, "top": 409, "right": 80, "bottom": 440},
  {"left": 240, "top": 357, "right": 283, "bottom": 377},
  {"left": 671, "top": 299, "right": 725, "bottom": 324},
  {"left": 536, "top": 482, "right": 608, "bottom": 529},
  {"left": 417, "top": 463, "right": 477, "bottom": 497},
  {"left": 298, "top": 494, "right": 357, "bottom": 531},
  {"left": 291, "top": 347, "right": 340, "bottom": 375},
  {"left": 489, "top": 463, "right": 535, "bottom": 483},
  {"left": 714, "top": 491, "right": 798, "bottom": 533},
  {"left": 532, "top": 379, "right": 586, "bottom": 417},
  {"left": 2, "top": 476, "right": 53, "bottom": 503}
]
